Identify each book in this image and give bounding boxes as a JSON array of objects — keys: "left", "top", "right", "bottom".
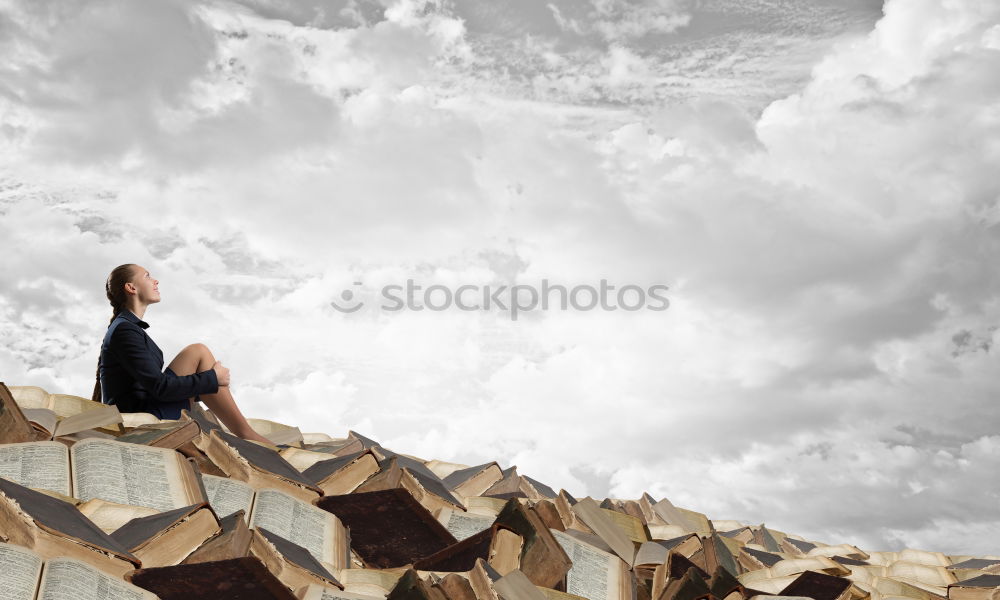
[
  {"left": 21, "top": 403, "right": 123, "bottom": 441},
  {"left": 246, "top": 418, "right": 305, "bottom": 446},
  {"left": 183, "top": 510, "right": 254, "bottom": 564},
  {"left": 202, "top": 430, "right": 323, "bottom": 502},
  {"left": 491, "top": 498, "right": 572, "bottom": 590},
  {"left": 316, "top": 488, "right": 457, "bottom": 568},
  {"left": 250, "top": 528, "right": 343, "bottom": 591},
  {"left": 947, "top": 574, "right": 1000, "bottom": 600},
  {"left": 297, "top": 583, "right": 383, "bottom": 600},
  {"left": 778, "top": 570, "right": 855, "bottom": 600},
  {"left": 0, "top": 383, "right": 40, "bottom": 444},
  {"left": 0, "top": 543, "right": 156, "bottom": 600},
  {"left": 443, "top": 462, "right": 504, "bottom": 499},
  {"left": 127, "top": 556, "right": 298, "bottom": 599},
  {"left": 0, "top": 477, "right": 139, "bottom": 576},
  {"left": 436, "top": 507, "right": 496, "bottom": 541},
  {"left": 111, "top": 503, "right": 221, "bottom": 567},
  {"left": 337, "top": 568, "right": 403, "bottom": 596},
  {"left": 355, "top": 456, "right": 465, "bottom": 515},
  {"left": 0, "top": 439, "right": 206, "bottom": 511},
  {"left": 116, "top": 420, "right": 201, "bottom": 450},
  {"left": 281, "top": 446, "right": 353, "bottom": 472},
  {"left": 303, "top": 450, "right": 382, "bottom": 496},
  {"left": 551, "top": 529, "right": 633, "bottom": 600},
  {"left": 200, "top": 477, "right": 349, "bottom": 573},
  {"left": 493, "top": 569, "right": 549, "bottom": 600},
  {"left": 76, "top": 497, "right": 160, "bottom": 533},
  {"left": 571, "top": 498, "right": 637, "bottom": 568}
]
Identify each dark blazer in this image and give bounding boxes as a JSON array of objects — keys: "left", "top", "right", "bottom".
[{"left": 99, "top": 309, "right": 219, "bottom": 419}]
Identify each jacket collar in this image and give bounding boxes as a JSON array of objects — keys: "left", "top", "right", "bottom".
[{"left": 117, "top": 309, "right": 150, "bottom": 330}]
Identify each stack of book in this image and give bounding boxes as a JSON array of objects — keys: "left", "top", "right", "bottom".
[{"left": 1, "top": 381, "right": 997, "bottom": 600}]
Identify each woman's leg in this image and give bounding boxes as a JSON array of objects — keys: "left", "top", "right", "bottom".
[{"left": 166, "top": 343, "right": 272, "bottom": 444}]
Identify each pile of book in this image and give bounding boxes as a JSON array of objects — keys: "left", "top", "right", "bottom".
[{"left": 1, "top": 381, "right": 998, "bottom": 600}]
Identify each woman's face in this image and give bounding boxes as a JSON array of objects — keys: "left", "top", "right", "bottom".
[{"left": 130, "top": 266, "right": 161, "bottom": 305}]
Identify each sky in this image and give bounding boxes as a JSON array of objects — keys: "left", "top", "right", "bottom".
[{"left": 1, "top": 0, "right": 999, "bottom": 555}]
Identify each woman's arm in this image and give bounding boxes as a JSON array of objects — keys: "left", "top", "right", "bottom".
[{"left": 109, "top": 323, "right": 219, "bottom": 403}]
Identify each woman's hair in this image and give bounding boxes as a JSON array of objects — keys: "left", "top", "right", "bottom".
[{"left": 92, "top": 264, "right": 138, "bottom": 402}]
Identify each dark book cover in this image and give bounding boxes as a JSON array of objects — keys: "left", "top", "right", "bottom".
[
  {"left": 0, "top": 476, "right": 138, "bottom": 564},
  {"left": 128, "top": 556, "right": 297, "bottom": 600},
  {"left": 708, "top": 565, "right": 745, "bottom": 599},
  {"left": 950, "top": 559, "right": 1000, "bottom": 571},
  {"left": 216, "top": 430, "right": 321, "bottom": 491},
  {"left": 832, "top": 555, "right": 869, "bottom": 566},
  {"left": 183, "top": 405, "right": 223, "bottom": 433},
  {"left": 412, "top": 525, "right": 498, "bottom": 572},
  {"left": 315, "top": 488, "right": 457, "bottom": 568},
  {"left": 779, "top": 570, "right": 853, "bottom": 600},
  {"left": 112, "top": 503, "right": 212, "bottom": 550},
  {"left": 745, "top": 547, "right": 783, "bottom": 567},
  {"left": 785, "top": 537, "right": 818, "bottom": 553},
  {"left": 757, "top": 526, "right": 784, "bottom": 553},
  {"left": 375, "top": 448, "right": 463, "bottom": 507},
  {"left": 663, "top": 567, "right": 712, "bottom": 600},
  {"left": 257, "top": 527, "right": 341, "bottom": 586},
  {"left": 667, "top": 552, "right": 710, "bottom": 581},
  {"left": 952, "top": 574, "right": 1000, "bottom": 588},
  {"left": 116, "top": 420, "right": 200, "bottom": 449},
  {"left": 348, "top": 430, "right": 382, "bottom": 449},
  {"left": 302, "top": 450, "right": 368, "bottom": 482},
  {"left": 386, "top": 569, "right": 445, "bottom": 600}
]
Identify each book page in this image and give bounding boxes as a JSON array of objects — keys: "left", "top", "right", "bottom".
[
  {"left": 0, "top": 542, "right": 44, "bottom": 600},
  {"left": 298, "top": 584, "right": 383, "bottom": 600},
  {"left": 70, "top": 439, "right": 187, "bottom": 510},
  {"left": 437, "top": 508, "right": 494, "bottom": 541},
  {"left": 22, "top": 409, "right": 58, "bottom": 437},
  {"left": 250, "top": 488, "right": 337, "bottom": 567},
  {"left": 37, "top": 557, "right": 155, "bottom": 600},
  {"left": 0, "top": 442, "right": 71, "bottom": 497},
  {"left": 552, "top": 529, "right": 621, "bottom": 600},
  {"left": 53, "top": 404, "right": 122, "bottom": 438},
  {"left": 203, "top": 474, "right": 256, "bottom": 520},
  {"left": 8, "top": 386, "right": 51, "bottom": 410}
]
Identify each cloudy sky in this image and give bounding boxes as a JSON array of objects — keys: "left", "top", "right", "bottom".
[{"left": 2, "top": 0, "right": 999, "bottom": 555}]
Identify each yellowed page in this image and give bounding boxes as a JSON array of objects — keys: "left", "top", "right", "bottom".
[
  {"left": 77, "top": 499, "right": 159, "bottom": 534},
  {"left": 8, "top": 386, "right": 51, "bottom": 410},
  {"left": 0, "top": 442, "right": 71, "bottom": 497},
  {"left": 37, "top": 557, "right": 157, "bottom": 600},
  {"left": 47, "top": 395, "right": 104, "bottom": 418},
  {"left": 494, "top": 570, "right": 548, "bottom": 600},
  {"left": 280, "top": 447, "right": 338, "bottom": 472},
  {"left": 202, "top": 474, "right": 256, "bottom": 521},
  {"left": 53, "top": 404, "right": 123, "bottom": 438},
  {"left": 250, "top": 488, "right": 341, "bottom": 570},
  {"left": 436, "top": 508, "right": 494, "bottom": 541},
  {"left": 552, "top": 529, "right": 623, "bottom": 600},
  {"left": 0, "top": 542, "right": 44, "bottom": 600},
  {"left": 70, "top": 438, "right": 187, "bottom": 510},
  {"left": 337, "top": 569, "right": 400, "bottom": 596},
  {"left": 298, "top": 583, "right": 383, "bottom": 600}
]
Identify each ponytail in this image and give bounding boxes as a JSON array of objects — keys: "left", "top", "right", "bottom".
[{"left": 93, "top": 264, "right": 138, "bottom": 403}]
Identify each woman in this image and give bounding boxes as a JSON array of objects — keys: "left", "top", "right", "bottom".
[{"left": 94, "top": 263, "right": 271, "bottom": 443}]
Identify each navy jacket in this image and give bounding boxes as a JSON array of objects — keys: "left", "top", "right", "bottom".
[{"left": 99, "top": 310, "right": 219, "bottom": 419}]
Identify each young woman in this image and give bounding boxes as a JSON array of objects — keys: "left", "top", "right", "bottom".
[{"left": 94, "top": 263, "right": 271, "bottom": 443}]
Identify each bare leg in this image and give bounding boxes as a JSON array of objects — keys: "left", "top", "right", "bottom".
[{"left": 167, "top": 343, "right": 272, "bottom": 444}]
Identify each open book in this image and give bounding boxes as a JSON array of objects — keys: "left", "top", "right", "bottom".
[
  {"left": 0, "top": 439, "right": 205, "bottom": 510},
  {"left": 551, "top": 529, "right": 633, "bottom": 600},
  {"left": 0, "top": 543, "right": 156, "bottom": 600},
  {"left": 201, "top": 475, "right": 349, "bottom": 574}
]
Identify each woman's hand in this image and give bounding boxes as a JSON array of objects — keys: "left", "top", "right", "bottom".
[{"left": 213, "top": 360, "right": 231, "bottom": 386}]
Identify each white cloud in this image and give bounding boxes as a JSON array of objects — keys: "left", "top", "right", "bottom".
[{"left": 1, "top": 0, "right": 999, "bottom": 555}]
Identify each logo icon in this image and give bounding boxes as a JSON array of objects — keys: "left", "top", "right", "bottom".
[{"left": 330, "top": 281, "right": 364, "bottom": 313}]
